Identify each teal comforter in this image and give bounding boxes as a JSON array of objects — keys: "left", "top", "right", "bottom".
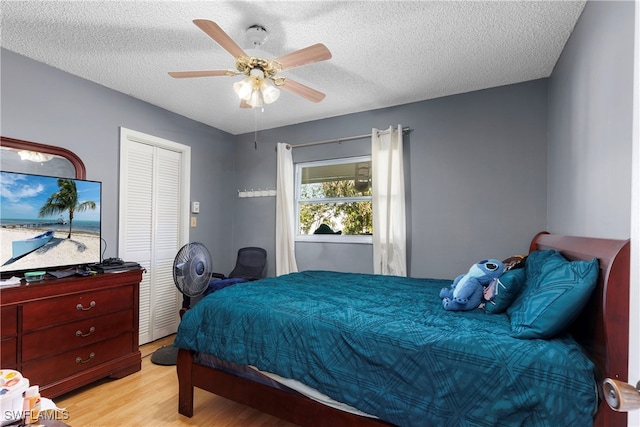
[{"left": 175, "top": 270, "right": 597, "bottom": 426}]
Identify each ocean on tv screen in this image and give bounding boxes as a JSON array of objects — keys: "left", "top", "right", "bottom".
[{"left": 0, "top": 171, "right": 102, "bottom": 274}]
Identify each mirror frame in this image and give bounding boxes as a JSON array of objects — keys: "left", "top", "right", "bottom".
[{"left": 0, "top": 136, "right": 86, "bottom": 179}]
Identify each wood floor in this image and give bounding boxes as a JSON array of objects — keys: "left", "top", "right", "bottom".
[{"left": 54, "top": 335, "right": 298, "bottom": 427}]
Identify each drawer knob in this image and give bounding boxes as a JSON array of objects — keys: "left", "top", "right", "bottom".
[
  {"left": 76, "top": 301, "right": 96, "bottom": 311},
  {"left": 75, "top": 352, "right": 95, "bottom": 364},
  {"left": 76, "top": 326, "right": 96, "bottom": 337}
]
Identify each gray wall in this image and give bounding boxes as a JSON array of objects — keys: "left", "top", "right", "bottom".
[
  {"left": 1, "top": 49, "right": 238, "bottom": 274},
  {"left": 547, "top": 0, "right": 634, "bottom": 239},
  {"left": 6, "top": 0, "right": 632, "bottom": 282},
  {"left": 233, "top": 80, "right": 549, "bottom": 279}
]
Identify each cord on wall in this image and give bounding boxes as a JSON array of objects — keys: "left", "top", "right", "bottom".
[{"left": 100, "top": 237, "right": 108, "bottom": 262}]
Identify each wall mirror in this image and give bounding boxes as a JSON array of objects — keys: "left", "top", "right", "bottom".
[{"left": 0, "top": 136, "right": 85, "bottom": 179}]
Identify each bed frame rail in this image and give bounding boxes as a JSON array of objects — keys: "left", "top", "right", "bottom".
[{"left": 177, "top": 348, "right": 390, "bottom": 426}]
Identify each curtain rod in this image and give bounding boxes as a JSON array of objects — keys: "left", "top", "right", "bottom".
[{"left": 280, "top": 127, "right": 412, "bottom": 150}]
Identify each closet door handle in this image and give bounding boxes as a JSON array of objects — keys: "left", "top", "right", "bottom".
[
  {"left": 76, "top": 301, "right": 96, "bottom": 311},
  {"left": 76, "top": 326, "right": 95, "bottom": 337},
  {"left": 75, "top": 352, "right": 95, "bottom": 364}
]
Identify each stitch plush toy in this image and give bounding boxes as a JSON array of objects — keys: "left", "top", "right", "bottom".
[{"left": 439, "top": 259, "right": 505, "bottom": 311}]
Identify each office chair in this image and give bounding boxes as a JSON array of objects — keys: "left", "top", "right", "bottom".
[{"left": 206, "top": 247, "right": 267, "bottom": 295}]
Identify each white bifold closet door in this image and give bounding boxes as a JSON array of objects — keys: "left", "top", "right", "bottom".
[{"left": 119, "top": 128, "right": 190, "bottom": 345}]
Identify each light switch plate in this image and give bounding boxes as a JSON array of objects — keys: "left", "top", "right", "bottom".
[
  {"left": 190, "top": 216, "right": 197, "bottom": 227},
  {"left": 191, "top": 201, "right": 200, "bottom": 213}
]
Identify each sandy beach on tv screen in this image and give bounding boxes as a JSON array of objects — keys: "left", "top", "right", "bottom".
[{"left": 0, "top": 228, "right": 100, "bottom": 274}]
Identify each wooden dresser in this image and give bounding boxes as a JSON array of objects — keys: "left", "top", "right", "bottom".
[{"left": 0, "top": 269, "right": 143, "bottom": 398}]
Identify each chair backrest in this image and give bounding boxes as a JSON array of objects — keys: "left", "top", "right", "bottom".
[{"left": 228, "top": 247, "right": 267, "bottom": 280}]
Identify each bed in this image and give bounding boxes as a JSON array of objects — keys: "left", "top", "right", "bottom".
[{"left": 175, "top": 232, "right": 630, "bottom": 426}]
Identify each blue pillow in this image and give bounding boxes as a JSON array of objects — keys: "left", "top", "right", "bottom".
[
  {"left": 483, "top": 268, "right": 526, "bottom": 314},
  {"left": 507, "top": 250, "right": 599, "bottom": 339}
]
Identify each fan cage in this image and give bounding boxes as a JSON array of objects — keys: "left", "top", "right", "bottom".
[{"left": 173, "top": 242, "right": 212, "bottom": 297}]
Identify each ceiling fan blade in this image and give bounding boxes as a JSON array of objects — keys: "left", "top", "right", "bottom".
[
  {"left": 279, "top": 78, "right": 326, "bottom": 103},
  {"left": 240, "top": 99, "right": 251, "bottom": 109},
  {"left": 193, "top": 19, "right": 247, "bottom": 59},
  {"left": 168, "top": 70, "right": 233, "bottom": 78},
  {"left": 275, "top": 43, "right": 332, "bottom": 71}
]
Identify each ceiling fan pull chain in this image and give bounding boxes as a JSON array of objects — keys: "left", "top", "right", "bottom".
[{"left": 254, "top": 108, "right": 259, "bottom": 150}]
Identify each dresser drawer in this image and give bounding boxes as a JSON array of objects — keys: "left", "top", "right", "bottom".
[
  {"left": 23, "top": 286, "right": 133, "bottom": 331},
  {"left": 1, "top": 306, "right": 18, "bottom": 368},
  {"left": 22, "top": 333, "right": 133, "bottom": 386},
  {"left": 1, "top": 337, "right": 17, "bottom": 368},
  {"left": 22, "top": 309, "right": 134, "bottom": 361},
  {"left": 1, "top": 306, "right": 17, "bottom": 336}
]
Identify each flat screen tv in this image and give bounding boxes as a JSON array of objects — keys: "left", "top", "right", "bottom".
[{"left": 0, "top": 171, "right": 102, "bottom": 276}]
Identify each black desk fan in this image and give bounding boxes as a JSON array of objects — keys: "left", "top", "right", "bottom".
[{"left": 151, "top": 242, "right": 212, "bottom": 365}]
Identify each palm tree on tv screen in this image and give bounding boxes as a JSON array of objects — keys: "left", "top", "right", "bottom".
[{"left": 39, "top": 179, "right": 96, "bottom": 239}]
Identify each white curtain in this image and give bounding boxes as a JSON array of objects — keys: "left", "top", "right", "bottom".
[
  {"left": 275, "top": 142, "right": 298, "bottom": 275},
  {"left": 371, "top": 125, "right": 407, "bottom": 276}
]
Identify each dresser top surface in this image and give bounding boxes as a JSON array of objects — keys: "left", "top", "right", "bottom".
[{"left": 1, "top": 269, "right": 143, "bottom": 305}]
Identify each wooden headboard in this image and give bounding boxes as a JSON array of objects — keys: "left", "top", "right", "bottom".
[{"left": 529, "top": 232, "right": 630, "bottom": 427}]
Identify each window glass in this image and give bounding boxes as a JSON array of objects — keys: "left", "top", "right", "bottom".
[{"left": 296, "top": 156, "right": 372, "bottom": 242}]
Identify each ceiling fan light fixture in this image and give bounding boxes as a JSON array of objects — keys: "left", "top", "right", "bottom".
[
  {"left": 234, "top": 68, "right": 262, "bottom": 99},
  {"left": 247, "top": 89, "right": 265, "bottom": 108},
  {"left": 234, "top": 68, "right": 280, "bottom": 108},
  {"left": 261, "top": 80, "right": 280, "bottom": 104},
  {"left": 233, "top": 77, "right": 253, "bottom": 99}
]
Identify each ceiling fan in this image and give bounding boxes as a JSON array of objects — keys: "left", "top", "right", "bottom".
[{"left": 169, "top": 19, "right": 332, "bottom": 108}]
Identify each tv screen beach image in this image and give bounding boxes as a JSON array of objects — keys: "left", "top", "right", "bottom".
[{"left": 1, "top": 171, "right": 101, "bottom": 273}]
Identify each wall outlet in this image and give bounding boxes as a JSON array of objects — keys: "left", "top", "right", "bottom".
[{"left": 190, "top": 216, "right": 197, "bottom": 227}]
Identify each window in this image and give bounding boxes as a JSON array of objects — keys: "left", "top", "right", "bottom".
[{"left": 295, "top": 156, "right": 372, "bottom": 243}]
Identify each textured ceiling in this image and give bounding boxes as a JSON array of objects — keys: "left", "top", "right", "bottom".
[{"left": 0, "top": 1, "right": 586, "bottom": 135}]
